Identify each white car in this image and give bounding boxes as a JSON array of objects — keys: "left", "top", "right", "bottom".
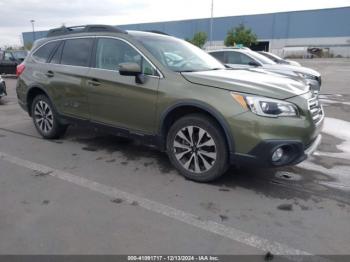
[
  {"left": 209, "top": 48, "right": 321, "bottom": 93},
  {"left": 258, "top": 51, "right": 301, "bottom": 67}
]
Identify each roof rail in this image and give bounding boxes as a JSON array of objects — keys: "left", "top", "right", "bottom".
[
  {"left": 47, "top": 25, "right": 127, "bottom": 37},
  {"left": 146, "top": 30, "right": 169, "bottom": 36}
]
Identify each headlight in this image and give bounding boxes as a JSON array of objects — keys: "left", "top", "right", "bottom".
[
  {"left": 297, "top": 72, "right": 317, "bottom": 80},
  {"left": 232, "top": 93, "right": 298, "bottom": 118}
]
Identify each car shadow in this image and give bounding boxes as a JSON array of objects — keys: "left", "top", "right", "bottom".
[{"left": 64, "top": 126, "right": 349, "bottom": 204}]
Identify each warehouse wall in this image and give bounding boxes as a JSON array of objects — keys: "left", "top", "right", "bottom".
[
  {"left": 22, "top": 6, "right": 350, "bottom": 57},
  {"left": 205, "top": 37, "right": 350, "bottom": 58}
]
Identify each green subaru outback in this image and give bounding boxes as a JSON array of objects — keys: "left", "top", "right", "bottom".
[{"left": 16, "top": 25, "right": 324, "bottom": 182}]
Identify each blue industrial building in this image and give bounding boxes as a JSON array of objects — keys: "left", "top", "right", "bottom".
[{"left": 22, "top": 6, "right": 350, "bottom": 57}]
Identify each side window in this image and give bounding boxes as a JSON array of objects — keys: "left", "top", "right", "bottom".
[
  {"left": 210, "top": 52, "right": 225, "bottom": 63},
  {"left": 95, "top": 38, "right": 156, "bottom": 76},
  {"left": 142, "top": 57, "right": 156, "bottom": 76},
  {"left": 4, "top": 52, "right": 14, "bottom": 61},
  {"left": 49, "top": 41, "right": 63, "bottom": 64},
  {"left": 33, "top": 42, "right": 58, "bottom": 63},
  {"left": 226, "top": 52, "right": 242, "bottom": 64},
  {"left": 61, "top": 38, "right": 93, "bottom": 67},
  {"left": 240, "top": 53, "right": 255, "bottom": 65}
]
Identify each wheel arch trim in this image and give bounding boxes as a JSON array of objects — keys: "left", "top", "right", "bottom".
[
  {"left": 26, "top": 84, "right": 57, "bottom": 116},
  {"left": 159, "top": 100, "right": 235, "bottom": 153}
]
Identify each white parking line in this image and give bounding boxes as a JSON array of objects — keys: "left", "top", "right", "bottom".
[{"left": 0, "top": 151, "right": 329, "bottom": 262}]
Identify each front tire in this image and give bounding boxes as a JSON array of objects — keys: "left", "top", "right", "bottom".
[
  {"left": 31, "top": 95, "right": 67, "bottom": 139},
  {"left": 167, "top": 114, "right": 229, "bottom": 182}
]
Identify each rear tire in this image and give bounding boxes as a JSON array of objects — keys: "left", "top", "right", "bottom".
[
  {"left": 31, "top": 95, "right": 67, "bottom": 139},
  {"left": 166, "top": 114, "right": 229, "bottom": 182}
]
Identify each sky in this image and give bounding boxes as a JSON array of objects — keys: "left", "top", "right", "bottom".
[{"left": 0, "top": 0, "right": 350, "bottom": 47}]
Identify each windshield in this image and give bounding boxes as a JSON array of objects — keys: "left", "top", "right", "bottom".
[
  {"left": 260, "top": 52, "right": 282, "bottom": 61},
  {"left": 134, "top": 34, "right": 225, "bottom": 72},
  {"left": 12, "top": 51, "right": 28, "bottom": 60},
  {"left": 248, "top": 51, "right": 276, "bottom": 65}
]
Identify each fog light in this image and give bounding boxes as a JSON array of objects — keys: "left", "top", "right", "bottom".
[{"left": 272, "top": 148, "right": 284, "bottom": 162}]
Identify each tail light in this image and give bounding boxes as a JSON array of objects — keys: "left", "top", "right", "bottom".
[{"left": 16, "top": 63, "right": 26, "bottom": 77}]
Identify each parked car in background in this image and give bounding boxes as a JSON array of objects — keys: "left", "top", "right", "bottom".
[
  {"left": 16, "top": 25, "right": 323, "bottom": 182},
  {"left": 0, "top": 75, "right": 6, "bottom": 99},
  {"left": 208, "top": 48, "right": 322, "bottom": 93},
  {"left": 258, "top": 51, "right": 301, "bottom": 66},
  {"left": 0, "top": 50, "right": 28, "bottom": 75}
]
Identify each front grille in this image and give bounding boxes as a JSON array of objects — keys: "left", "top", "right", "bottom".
[{"left": 308, "top": 96, "right": 324, "bottom": 125}]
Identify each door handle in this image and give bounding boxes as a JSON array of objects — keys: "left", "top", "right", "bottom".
[
  {"left": 88, "top": 79, "right": 101, "bottom": 87},
  {"left": 45, "top": 71, "right": 54, "bottom": 78}
]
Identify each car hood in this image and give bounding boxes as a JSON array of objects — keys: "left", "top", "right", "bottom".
[
  {"left": 285, "top": 60, "right": 301, "bottom": 67},
  {"left": 181, "top": 69, "right": 310, "bottom": 100},
  {"left": 262, "top": 64, "right": 320, "bottom": 77}
]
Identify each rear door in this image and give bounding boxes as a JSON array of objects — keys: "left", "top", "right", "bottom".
[
  {"left": 45, "top": 38, "right": 93, "bottom": 119},
  {"left": 87, "top": 37, "right": 160, "bottom": 134}
]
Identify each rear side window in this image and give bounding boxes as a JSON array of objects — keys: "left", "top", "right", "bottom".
[
  {"left": 49, "top": 41, "right": 64, "bottom": 64},
  {"left": 33, "top": 42, "right": 58, "bottom": 63},
  {"left": 61, "top": 38, "right": 93, "bottom": 67}
]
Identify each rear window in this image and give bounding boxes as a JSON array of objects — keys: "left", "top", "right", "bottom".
[
  {"left": 33, "top": 42, "right": 58, "bottom": 63},
  {"left": 61, "top": 38, "right": 93, "bottom": 67},
  {"left": 13, "top": 51, "right": 28, "bottom": 60}
]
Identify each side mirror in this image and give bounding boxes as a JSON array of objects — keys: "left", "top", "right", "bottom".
[
  {"left": 119, "top": 62, "right": 142, "bottom": 76},
  {"left": 248, "top": 61, "right": 260, "bottom": 67},
  {"left": 119, "top": 62, "right": 145, "bottom": 84}
]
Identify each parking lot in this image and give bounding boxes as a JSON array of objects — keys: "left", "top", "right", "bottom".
[{"left": 0, "top": 59, "right": 350, "bottom": 259}]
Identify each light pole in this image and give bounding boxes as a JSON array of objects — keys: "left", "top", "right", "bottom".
[
  {"left": 210, "top": 0, "right": 214, "bottom": 48},
  {"left": 30, "top": 20, "right": 35, "bottom": 43}
]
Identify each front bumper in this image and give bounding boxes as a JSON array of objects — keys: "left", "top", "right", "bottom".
[
  {"left": 306, "top": 79, "right": 321, "bottom": 93},
  {"left": 231, "top": 134, "right": 322, "bottom": 168},
  {"left": 305, "top": 134, "right": 322, "bottom": 156}
]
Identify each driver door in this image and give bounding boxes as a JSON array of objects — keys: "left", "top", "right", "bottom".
[{"left": 87, "top": 38, "right": 160, "bottom": 134}]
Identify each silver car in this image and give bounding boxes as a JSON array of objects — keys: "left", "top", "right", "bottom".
[
  {"left": 258, "top": 51, "right": 301, "bottom": 67},
  {"left": 208, "top": 48, "right": 321, "bottom": 93}
]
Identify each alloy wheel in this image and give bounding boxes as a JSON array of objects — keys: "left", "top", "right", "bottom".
[
  {"left": 34, "top": 100, "right": 54, "bottom": 133},
  {"left": 173, "top": 126, "right": 217, "bottom": 174}
]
